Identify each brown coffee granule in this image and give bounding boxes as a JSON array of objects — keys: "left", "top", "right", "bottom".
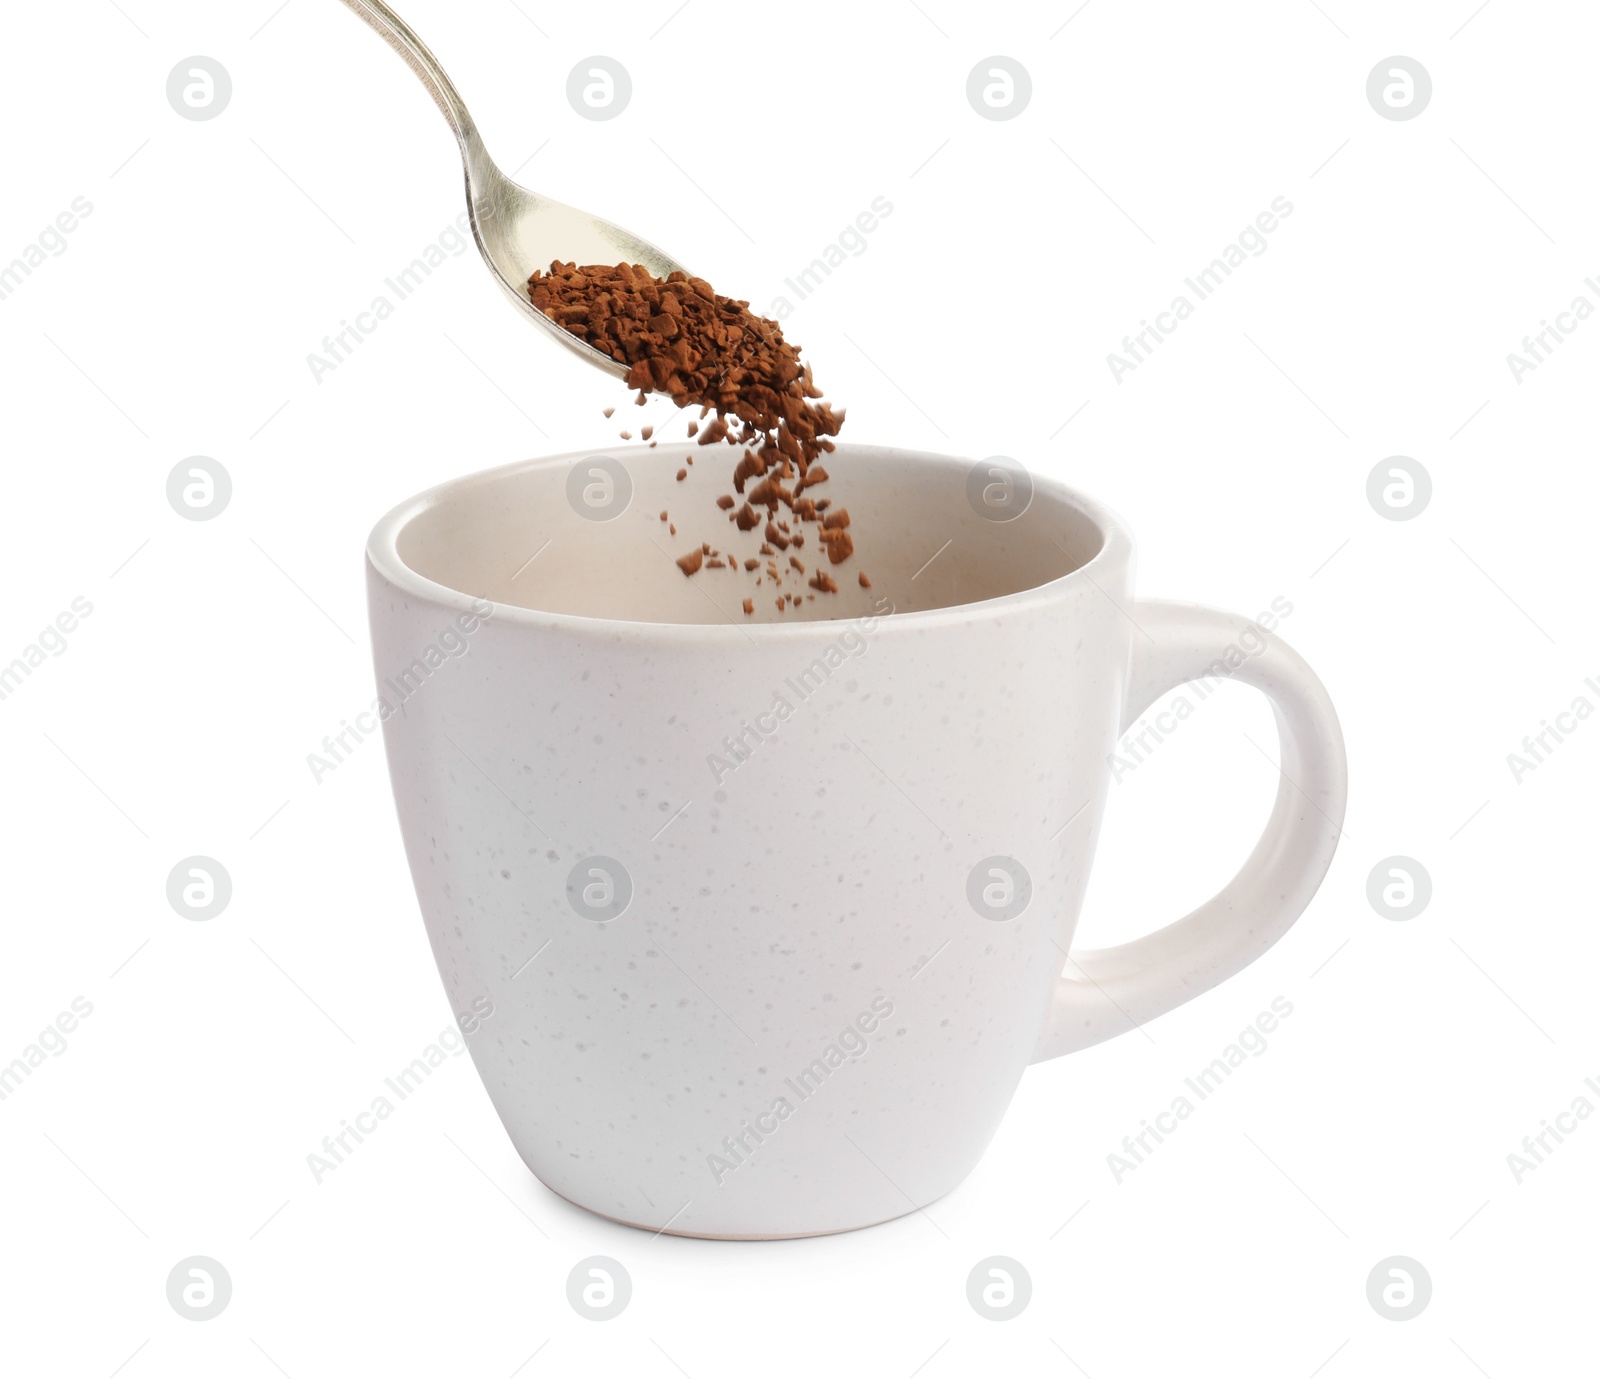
[
  {"left": 858, "top": 571, "right": 871, "bottom": 588},
  {"left": 676, "top": 549, "right": 703, "bottom": 576},
  {"left": 641, "top": 425, "right": 653, "bottom": 441},
  {"left": 603, "top": 406, "right": 615, "bottom": 418},
  {"left": 529, "top": 259, "right": 863, "bottom": 606},
  {"left": 530, "top": 261, "right": 841, "bottom": 464},
  {"left": 821, "top": 527, "right": 854, "bottom": 564}
]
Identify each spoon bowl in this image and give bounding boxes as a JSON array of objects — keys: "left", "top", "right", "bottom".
[{"left": 340, "top": 0, "right": 690, "bottom": 378}]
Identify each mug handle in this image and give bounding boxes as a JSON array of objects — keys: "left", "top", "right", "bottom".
[{"left": 1032, "top": 600, "right": 1348, "bottom": 1061}]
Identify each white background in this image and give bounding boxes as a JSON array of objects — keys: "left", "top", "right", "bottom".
[{"left": 2, "top": 0, "right": 1596, "bottom": 1374}]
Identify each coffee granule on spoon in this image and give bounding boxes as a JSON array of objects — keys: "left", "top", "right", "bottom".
[{"left": 529, "top": 260, "right": 865, "bottom": 608}]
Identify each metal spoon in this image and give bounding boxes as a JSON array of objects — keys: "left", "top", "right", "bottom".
[{"left": 338, "top": 0, "right": 689, "bottom": 379}]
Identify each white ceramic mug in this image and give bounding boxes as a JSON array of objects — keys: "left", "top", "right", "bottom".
[{"left": 366, "top": 443, "right": 1347, "bottom": 1239}]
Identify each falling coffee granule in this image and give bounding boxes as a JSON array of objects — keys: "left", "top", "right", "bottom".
[{"left": 529, "top": 260, "right": 865, "bottom": 608}]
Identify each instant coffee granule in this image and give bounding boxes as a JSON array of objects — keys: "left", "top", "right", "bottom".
[{"left": 529, "top": 260, "right": 866, "bottom": 609}]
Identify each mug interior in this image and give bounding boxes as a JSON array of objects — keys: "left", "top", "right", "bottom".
[{"left": 383, "top": 444, "right": 1108, "bottom": 625}]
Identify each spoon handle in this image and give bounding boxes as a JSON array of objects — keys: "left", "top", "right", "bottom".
[{"left": 338, "top": 0, "right": 479, "bottom": 149}]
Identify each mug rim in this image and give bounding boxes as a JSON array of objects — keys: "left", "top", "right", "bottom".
[{"left": 366, "top": 443, "right": 1134, "bottom": 641}]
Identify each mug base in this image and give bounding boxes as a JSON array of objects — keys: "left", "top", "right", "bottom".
[{"left": 534, "top": 1172, "right": 949, "bottom": 1241}]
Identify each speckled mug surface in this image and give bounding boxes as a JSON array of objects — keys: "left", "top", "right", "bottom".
[{"left": 366, "top": 444, "right": 1346, "bottom": 1239}]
